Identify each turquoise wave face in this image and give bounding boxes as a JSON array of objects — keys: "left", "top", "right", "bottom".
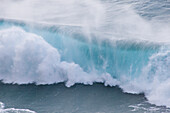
[
  {"left": 1, "top": 19, "right": 170, "bottom": 108},
  {"left": 0, "top": 0, "right": 170, "bottom": 109},
  {"left": 0, "top": 20, "right": 160, "bottom": 80}
]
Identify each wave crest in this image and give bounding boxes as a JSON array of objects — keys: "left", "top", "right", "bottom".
[{"left": 0, "top": 27, "right": 170, "bottom": 108}]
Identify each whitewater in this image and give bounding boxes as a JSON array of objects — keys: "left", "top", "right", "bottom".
[{"left": 0, "top": 0, "right": 170, "bottom": 112}]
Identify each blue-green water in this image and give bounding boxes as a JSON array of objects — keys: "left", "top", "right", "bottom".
[
  {"left": 0, "top": 0, "right": 170, "bottom": 112},
  {"left": 0, "top": 19, "right": 169, "bottom": 113},
  {"left": 0, "top": 19, "right": 160, "bottom": 79}
]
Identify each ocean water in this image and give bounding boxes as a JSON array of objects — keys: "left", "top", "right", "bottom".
[
  {"left": 0, "top": 82, "right": 170, "bottom": 113},
  {"left": 0, "top": 0, "right": 170, "bottom": 113}
]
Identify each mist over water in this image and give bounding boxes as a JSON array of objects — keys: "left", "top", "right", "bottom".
[
  {"left": 0, "top": 0, "right": 170, "bottom": 112},
  {"left": 1, "top": 0, "right": 170, "bottom": 41}
]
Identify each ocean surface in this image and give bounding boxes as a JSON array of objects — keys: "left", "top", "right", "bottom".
[{"left": 0, "top": 0, "right": 170, "bottom": 113}]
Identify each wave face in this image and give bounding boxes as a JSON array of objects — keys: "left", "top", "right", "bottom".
[
  {"left": 0, "top": 21, "right": 170, "bottom": 108},
  {"left": 0, "top": 0, "right": 170, "bottom": 109}
]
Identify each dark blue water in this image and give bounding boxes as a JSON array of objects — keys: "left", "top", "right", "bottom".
[{"left": 1, "top": 82, "right": 169, "bottom": 113}]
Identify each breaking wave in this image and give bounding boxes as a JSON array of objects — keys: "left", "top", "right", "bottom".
[
  {"left": 0, "top": 26, "right": 170, "bottom": 108},
  {"left": 0, "top": 0, "right": 170, "bottom": 109}
]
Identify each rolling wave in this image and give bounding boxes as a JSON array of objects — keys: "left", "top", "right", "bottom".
[
  {"left": 0, "top": 0, "right": 170, "bottom": 109},
  {"left": 0, "top": 19, "right": 170, "bottom": 107}
]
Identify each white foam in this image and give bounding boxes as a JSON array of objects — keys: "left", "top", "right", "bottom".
[
  {"left": 0, "top": 102, "right": 36, "bottom": 113},
  {"left": 119, "top": 47, "right": 170, "bottom": 108},
  {"left": 0, "top": 108, "right": 36, "bottom": 113},
  {"left": 0, "top": 102, "right": 4, "bottom": 109},
  {"left": 0, "top": 27, "right": 118, "bottom": 87},
  {"left": 145, "top": 49, "right": 170, "bottom": 107},
  {"left": 129, "top": 104, "right": 161, "bottom": 112}
]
